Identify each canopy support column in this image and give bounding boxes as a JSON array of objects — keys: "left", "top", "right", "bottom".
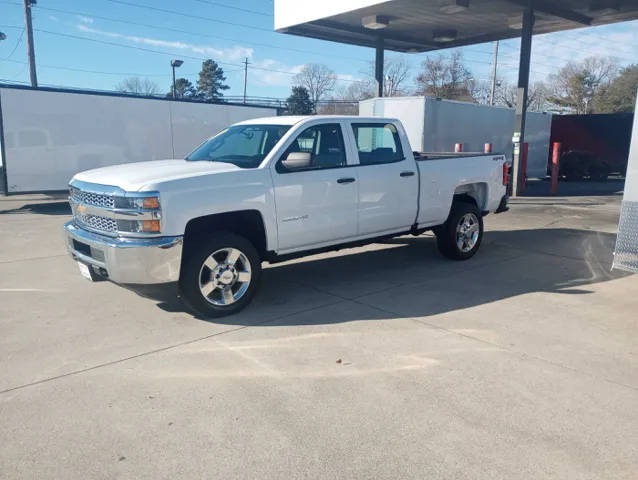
[
  {"left": 375, "top": 35, "right": 384, "bottom": 97},
  {"left": 512, "top": 3, "right": 534, "bottom": 198}
]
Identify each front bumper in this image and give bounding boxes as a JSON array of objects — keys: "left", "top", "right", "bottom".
[{"left": 64, "top": 221, "right": 183, "bottom": 284}]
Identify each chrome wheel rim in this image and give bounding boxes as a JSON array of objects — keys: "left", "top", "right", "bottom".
[
  {"left": 456, "top": 213, "right": 480, "bottom": 253},
  {"left": 198, "top": 248, "right": 252, "bottom": 306}
]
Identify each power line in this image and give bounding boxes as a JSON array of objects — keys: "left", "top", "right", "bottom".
[
  {"left": 2, "top": 58, "right": 200, "bottom": 77},
  {"left": 102, "top": 0, "right": 273, "bottom": 33},
  {"left": 415, "top": 49, "right": 553, "bottom": 76},
  {"left": 1, "top": 26, "right": 24, "bottom": 60},
  {"left": 1, "top": 23, "right": 554, "bottom": 80},
  {"left": 0, "top": 25, "right": 364, "bottom": 83},
  {"left": 19, "top": 3, "right": 369, "bottom": 64},
  {"left": 0, "top": 77, "right": 29, "bottom": 84},
  {"left": 189, "top": 0, "right": 272, "bottom": 17},
  {"left": 499, "top": 34, "right": 638, "bottom": 65}
]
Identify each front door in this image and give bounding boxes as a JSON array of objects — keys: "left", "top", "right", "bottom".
[{"left": 272, "top": 122, "right": 358, "bottom": 252}]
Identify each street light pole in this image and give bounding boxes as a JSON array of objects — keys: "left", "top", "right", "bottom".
[{"left": 171, "top": 59, "right": 183, "bottom": 99}]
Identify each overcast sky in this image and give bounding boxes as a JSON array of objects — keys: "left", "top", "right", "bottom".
[{"left": 1, "top": 0, "right": 638, "bottom": 98}]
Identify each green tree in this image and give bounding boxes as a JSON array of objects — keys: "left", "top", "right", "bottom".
[
  {"left": 593, "top": 64, "right": 638, "bottom": 113},
  {"left": 196, "top": 59, "right": 229, "bottom": 101},
  {"left": 167, "top": 78, "right": 197, "bottom": 99},
  {"left": 546, "top": 57, "right": 617, "bottom": 113},
  {"left": 286, "top": 86, "right": 313, "bottom": 115}
]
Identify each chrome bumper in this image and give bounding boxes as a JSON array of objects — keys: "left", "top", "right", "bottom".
[{"left": 64, "top": 221, "right": 183, "bottom": 284}]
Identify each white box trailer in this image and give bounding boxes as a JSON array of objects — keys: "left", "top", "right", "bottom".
[
  {"left": 613, "top": 94, "right": 638, "bottom": 274},
  {"left": 0, "top": 86, "right": 277, "bottom": 193},
  {"left": 360, "top": 96, "right": 552, "bottom": 178}
]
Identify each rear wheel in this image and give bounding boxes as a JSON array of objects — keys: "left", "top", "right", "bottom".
[
  {"left": 589, "top": 164, "right": 609, "bottom": 182},
  {"left": 435, "top": 202, "right": 483, "bottom": 260},
  {"left": 179, "top": 232, "right": 261, "bottom": 318}
]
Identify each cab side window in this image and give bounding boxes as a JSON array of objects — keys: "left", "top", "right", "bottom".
[
  {"left": 278, "top": 123, "right": 346, "bottom": 172},
  {"left": 351, "top": 123, "right": 404, "bottom": 165}
]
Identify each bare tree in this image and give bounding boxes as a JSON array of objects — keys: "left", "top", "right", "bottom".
[
  {"left": 115, "top": 77, "right": 160, "bottom": 96},
  {"left": 470, "top": 79, "right": 493, "bottom": 105},
  {"left": 342, "top": 80, "right": 375, "bottom": 101},
  {"left": 364, "top": 57, "right": 411, "bottom": 97},
  {"left": 293, "top": 64, "right": 337, "bottom": 110},
  {"left": 318, "top": 57, "right": 411, "bottom": 114},
  {"left": 383, "top": 57, "right": 411, "bottom": 96},
  {"left": 495, "top": 80, "right": 551, "bottom": 112},
  {"left": 414, "top": 51, "right": 474, "bottom": 102},
  {"left": 546, "top": 56, "right": 618, "bottom": 113}
]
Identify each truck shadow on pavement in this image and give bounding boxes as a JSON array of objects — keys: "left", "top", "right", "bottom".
[
  {"left": 139, "top": 228, "right": 630, "bottom": 325},
  {"left": 0, "top": 201, "right": 71, "bottom": 215}
]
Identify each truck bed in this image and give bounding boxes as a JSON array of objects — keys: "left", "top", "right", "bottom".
[{"left": 414, "top": 152, "right": 504, "bottom": 161}]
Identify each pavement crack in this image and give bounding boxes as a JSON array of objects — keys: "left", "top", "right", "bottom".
[
  {"left": 0, "top": 298, "right": 346, "bottom": 395},
  {"left": 0, "top": 254, "right": 68, "bottom": 265},
  {"left": 348, "top": 299, "right": 638, "bottom": 394}
]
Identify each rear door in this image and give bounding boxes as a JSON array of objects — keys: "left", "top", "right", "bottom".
[
  {"left": 271, "top": 121, "right": 358, "bottom": 252},
  {"left": 348, "top": 122, "right": 418, "bottom": 236}
]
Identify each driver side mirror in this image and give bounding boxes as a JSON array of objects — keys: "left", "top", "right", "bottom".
[{"left": 281, "top": 152, "right": 312, "bottom": 170}]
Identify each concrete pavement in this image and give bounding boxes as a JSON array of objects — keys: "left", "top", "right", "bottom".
[{"left": 1, "top": 190, "right": 637, "bottom": 479}]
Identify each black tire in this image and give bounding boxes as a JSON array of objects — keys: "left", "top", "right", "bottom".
[
  {"left": 179, "top": 232, "right": 261, "bottom": 318},
  {"left": 589, "top": 164, "right": 609, "bottom": 182},
  {"left": 435, "top": 201, "right": 484, "bottom": 260}
]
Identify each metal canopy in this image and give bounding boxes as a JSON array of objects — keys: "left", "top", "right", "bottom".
[
  {"left": 275, "top": 0, "right": 638, "bottom": 198},
  {"left": 275, "top": 0, "right": 638, "bottom": 53}
]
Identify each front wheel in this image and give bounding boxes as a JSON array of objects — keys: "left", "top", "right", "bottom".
[
  {"left": 435, "top": 202, "right": 484, "bottom": 260},
  {"left": 179, "top": 232, "right": 261, "bottom": 318}
]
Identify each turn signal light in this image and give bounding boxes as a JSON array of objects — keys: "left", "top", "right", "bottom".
[
  {"left": 142, "top": 197, "right": 160, "bottom": 209},
  {"left": 142, "top": 220, "right": 161, "bottom": 232}
]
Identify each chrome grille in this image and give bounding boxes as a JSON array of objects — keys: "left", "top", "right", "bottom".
[
  {"left": 70, "top": 187, "right": 115, "bottom": 209},
  {"left": 75, "top": 212, "right": 118, "bottom": 233}
]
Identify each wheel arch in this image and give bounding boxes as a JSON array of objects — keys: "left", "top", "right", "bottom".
[
  {"left": 183, "top": 210, "right": 268, "bottom": 257},
  {"left": 453, "top": 182, "right": 488, "bottom": 211}
]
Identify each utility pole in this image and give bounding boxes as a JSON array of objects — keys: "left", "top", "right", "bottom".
[
  {"left": 490, "top": 40, "right": 499, "bottom": 106},
  {"left": 23, "top": 0, "right": 37, "bottom": 87},
  {"left": 243, "top": 57, "right": 250, "bottom": 104}
]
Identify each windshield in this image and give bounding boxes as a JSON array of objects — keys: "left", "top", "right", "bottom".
[{"left": 186, "top": 124, "right": 291, "bottom": 168}]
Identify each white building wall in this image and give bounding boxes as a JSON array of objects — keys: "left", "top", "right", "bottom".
[{"left": 0, "top": 88, "right": 275, "bottom": 192}]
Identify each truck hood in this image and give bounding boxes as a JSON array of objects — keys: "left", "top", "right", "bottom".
[{"left": 72, "top": 159, "right": 241, "bottom": 191}]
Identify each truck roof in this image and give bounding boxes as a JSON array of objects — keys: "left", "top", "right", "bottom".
[{"left": 235, "top": 115, "right": 398, "bottom": 126}]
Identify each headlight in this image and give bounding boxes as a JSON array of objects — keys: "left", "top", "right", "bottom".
[
  {"left": 115, "top": 194, "right": 162, "bottom": 234},
  {"left": 116, "top": 219, "right": 161, "bottom": 233},
  {"left": 115, "top": 195, "right": 160, "bottom": 210}
]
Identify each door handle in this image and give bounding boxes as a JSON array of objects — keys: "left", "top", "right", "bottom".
[
  {"left": 400, "top": 171, "right": 415, "bottom": 177},
  {"left": 337, "top": 177, "right": 356, "bottom": 184}
]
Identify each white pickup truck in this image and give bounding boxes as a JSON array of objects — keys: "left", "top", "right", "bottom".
[{"left": 64, "top": 116, "right": 509, "bottom": 317}]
